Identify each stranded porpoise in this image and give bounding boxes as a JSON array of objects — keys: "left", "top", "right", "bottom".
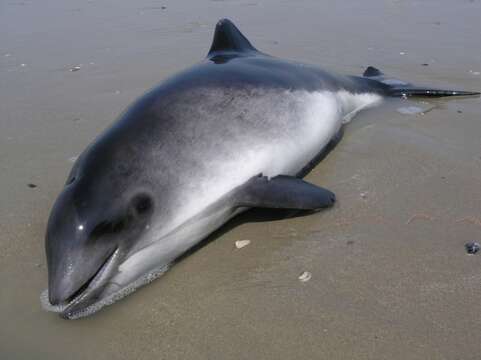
[{"left": 41, "top": 19, "right": 479, "bottom": 319}]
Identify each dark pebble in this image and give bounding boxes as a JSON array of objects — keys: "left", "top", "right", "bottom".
[
  {"left": 421, "top": 63, "right": 429, "bottom": 66},
  {"left": 161, "top": 6, "right": 166, "bottom": 9},
  {"left": 457, "top": 110, "right": 463, "bottom": 114},
  {"left": 27, "top": 183, "right": 37, "bottom": 188},
  {"left": 346, "top": 240, "right": 355, "bottom": 246},
  {"left": 465, "top": 242, "right": 480, "bottom": 254}
]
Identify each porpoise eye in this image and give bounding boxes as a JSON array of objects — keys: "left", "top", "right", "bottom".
[{"left": 132, "top": 194, "right": 153, "bottom": 216}]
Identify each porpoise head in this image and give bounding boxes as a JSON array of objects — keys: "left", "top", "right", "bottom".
[{"left": 42, "top": 129, "right": 164, "bottom": 318}]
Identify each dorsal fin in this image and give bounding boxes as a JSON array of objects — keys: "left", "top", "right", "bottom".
[
  {"left": 363, "top": 66, "right": 384, "bottom": 78},
  {"left": 207, "top": 19, "right": 257, "bottom": 57}
]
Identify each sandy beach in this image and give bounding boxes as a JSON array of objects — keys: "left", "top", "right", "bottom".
[{"left": 1, "top": 0, "right": 480, "bottom": 359}]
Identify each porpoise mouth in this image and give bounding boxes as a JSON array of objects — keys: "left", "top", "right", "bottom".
[{"left": 41, "top": 248, "right": 120, "bottom": 319}]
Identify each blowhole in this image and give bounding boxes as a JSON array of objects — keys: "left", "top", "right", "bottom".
[{"left": 66, "top": 176, "right": 76, "bottom": 186}]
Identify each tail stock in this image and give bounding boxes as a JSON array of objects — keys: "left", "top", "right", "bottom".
[{"left": 362, "top": 66, "right": 480, "bottom": 98}]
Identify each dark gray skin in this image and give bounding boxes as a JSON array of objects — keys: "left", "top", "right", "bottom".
[{"left": 43, "top": 19, "right": 479, "bottom": 319}]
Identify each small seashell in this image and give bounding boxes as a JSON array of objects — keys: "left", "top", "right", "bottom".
[
  {"left": 69, "top": 65, "right": 81, "bottom": 72},
  {"left": 298, "top": 271, "right": 312, "bottom": 282},
  {"left": 235, "top": 239, "right": 251, "bottom": 249}
]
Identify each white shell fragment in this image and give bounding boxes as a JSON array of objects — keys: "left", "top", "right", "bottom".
[
  {"left": 235, "top": 239, "right": 251, "bottom": 249},
  {"left": 298, "top": 271, "right": 312, "bottom": 282}
]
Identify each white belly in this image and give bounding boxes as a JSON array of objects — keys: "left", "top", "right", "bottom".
[
  {"left": 176, "top": 89, "right": 382, "bottom": 228},
  {"left": 117, "top": 89, "right": 381, "bottom": 280},
  {"left": 97, "top": 89, "right": 382, "bottom": 316}
]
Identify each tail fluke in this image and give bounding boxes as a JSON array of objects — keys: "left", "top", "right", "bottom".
[
  {"left": 363, "top": 66, "right": 480, "bottom": 98},
  {"left": 387, "top": 87, "right": 480, "bottom": 97}
]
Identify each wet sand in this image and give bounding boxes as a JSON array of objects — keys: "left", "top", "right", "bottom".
[{"left": 1, "top": 0, "right": 481, "bottom": 359}]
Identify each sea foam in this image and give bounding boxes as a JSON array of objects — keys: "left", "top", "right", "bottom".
[{"left": 40, "top": 264, "right": 170, "bottom": 319}]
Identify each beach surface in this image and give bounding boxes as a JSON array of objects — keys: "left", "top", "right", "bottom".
[{"left": 1, "top": 0, "right": 480, "bottom": 359}]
